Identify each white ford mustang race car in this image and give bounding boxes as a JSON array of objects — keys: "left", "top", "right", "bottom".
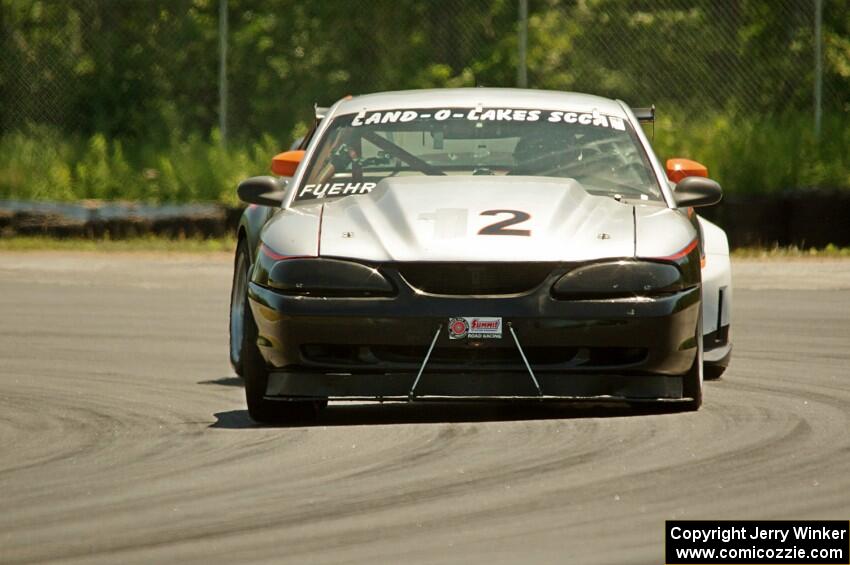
[{"left": 229, "top": 88, "right": 732, "bottom": 423}]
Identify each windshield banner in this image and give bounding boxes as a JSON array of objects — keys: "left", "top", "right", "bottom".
[{"left": 350, "top": 108, "right": 626, "bottom": 131}]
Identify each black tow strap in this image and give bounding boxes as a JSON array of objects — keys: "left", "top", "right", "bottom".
[
  {"left": 408, "top": 325, "right": 442, "bottom": 401},
  {"left": 407, "top": 322, "right": 545, "bottom": 400}
]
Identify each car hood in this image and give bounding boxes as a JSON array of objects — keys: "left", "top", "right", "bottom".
[{"left": 315, "top": 176, "right": 635, "bottom": 262}]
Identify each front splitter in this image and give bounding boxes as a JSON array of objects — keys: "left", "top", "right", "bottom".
[{"left": 265, "top": 370, "right": 684, "bottom": 400}]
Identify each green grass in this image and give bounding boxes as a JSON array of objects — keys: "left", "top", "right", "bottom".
[
  {"left": 0, "top": 235, "right": 236, "bottom": 253},
  {"left": 650, "top": 112, "right": 850, "bottom": 194},
  {"left": 0, "top": 126, "right": 284, "bottom": 205},
  {"left": 732, "top": 244, "right": 850, "bottom": 259},
  {"left": 2, "top": 236, "right": 847, "bottom": 259}
]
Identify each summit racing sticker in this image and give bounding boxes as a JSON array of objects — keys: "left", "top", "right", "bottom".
[{"left": 448, "top": 317, "right": 502, "bottom": 340}]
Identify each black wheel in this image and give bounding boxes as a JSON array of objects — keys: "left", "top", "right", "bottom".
[
  {"left": 233, "top": 239, "right": 324, "bottom": 424},
  {"left": 703, "top": 363, "right": 726, "bottom": 380},
  {"left": 680, "top": 310, "right": 704, "bottom": 411},
  {"left": 228, "top": 237, "right": 250, "bottom": 376}
]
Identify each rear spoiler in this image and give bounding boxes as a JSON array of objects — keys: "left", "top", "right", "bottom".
[{"left": 633, "top": 105, "right": 655, "bottom": 123}]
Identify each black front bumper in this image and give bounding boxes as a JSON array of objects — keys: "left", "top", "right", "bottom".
[{"left": 247, "top": 275, "right": 701, "bottom": 401}]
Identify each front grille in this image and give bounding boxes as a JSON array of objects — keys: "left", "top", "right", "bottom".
[
  {"left": 395, "top": 262, "right": 556, "bottom": 295},
  {"left": 300, "top": 344, "right": 647, "bottom": 368},
  {"left": 371, "top": 345, "right": 572, "bottom": 365}
]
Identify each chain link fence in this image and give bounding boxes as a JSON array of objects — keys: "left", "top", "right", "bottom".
[
  {"left": 2, "top": 0, "right": 841, "bottom": 139},
  {"left": 1, "top": 0, "right": 847, "bottom": 206},
  {"left": 1, "top": 0, "right": 220, "bottom": 136},
  {"left": 535, "top": 0, "right": 841, "bottom": 117}
]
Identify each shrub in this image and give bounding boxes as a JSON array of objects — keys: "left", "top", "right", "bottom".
[
  {"left": 1, "top": 114, "right": 847, "bottom": 204},
  {"left": 0, "top": 126, "right": 284, "bottom": 204},
  {"left": 650, "top": 112, "right": 850, "bottom": 193}
]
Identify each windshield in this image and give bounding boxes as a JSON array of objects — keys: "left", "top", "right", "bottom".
[{"left": 295, "top": 107, "right": 661, "bottom": 202}]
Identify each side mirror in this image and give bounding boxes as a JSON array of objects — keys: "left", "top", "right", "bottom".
[
  {"left": 666, "top": 158, "right": 708, "bottom": 183},
  {"left": 237, "top": 176, "right": 287, "bottom": 207},
  {"left": 673, "top": 176, "right": 723, "bottom": 208},
  {"left": 271, "top": 150, "right": 305, "bottom": 177}
]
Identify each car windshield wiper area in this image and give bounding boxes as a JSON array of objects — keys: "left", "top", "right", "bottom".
[
  {"left": 579, "top": 178, "right": 655, "bottom": 201},
  {"left": 362, "top": 131, "right": 446, "bottom": 176}
]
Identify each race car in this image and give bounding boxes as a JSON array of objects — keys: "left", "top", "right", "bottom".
[{"left": 229, "top": 88, "right": 732, "bottom": 423}]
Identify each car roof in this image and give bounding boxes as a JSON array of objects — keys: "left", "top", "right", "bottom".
[{"left": 332, "top": 88, "right": 629, "bottom": 118}]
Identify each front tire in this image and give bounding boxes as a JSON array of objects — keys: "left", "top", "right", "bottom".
[
  {"left": 704, "top": 363, "right": 726, "bottom": 380},
  {"left": 681, "top": 310, "right": 704, "bottom": 411},
  {"left": 229, "top": 238, "right": 250, "bottom": 376},
  {"left": 234, "top": 239, "right": 324, "bottom": 424}
]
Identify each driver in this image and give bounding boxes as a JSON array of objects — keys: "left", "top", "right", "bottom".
[{"left": 511, "top": 127, "right": 577, "bottom": 176}]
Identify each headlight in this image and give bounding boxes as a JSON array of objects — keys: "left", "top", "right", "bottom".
[
  {"left": 253, "top": 243, "right": 394, "bottom": 296},
  {"left": 552, "top": 261, "right": 683, "bottom": 299}
]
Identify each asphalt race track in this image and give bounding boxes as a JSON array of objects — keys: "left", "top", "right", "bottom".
[{"left": 1, "top": 254, "right": 848, "bottom": 564}]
